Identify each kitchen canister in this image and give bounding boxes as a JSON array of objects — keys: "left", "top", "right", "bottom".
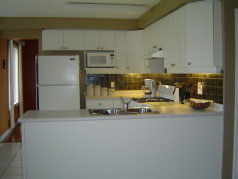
[
  {"left": 101, "top": 87, "right": 108, "bottom": 97},
  {"left": 94, "top": 85, "right": 101, "bottom": 97},
  {"left": 108, "top": 88, "right": 115, "bottom": 96},
  {"left": 86, "top": 84, "right": 94, "bottom": 97}
]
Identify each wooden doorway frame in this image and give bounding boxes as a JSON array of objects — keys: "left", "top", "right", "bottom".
[{"left": 233, "top": 8, "right": 238, "bottom": 179}]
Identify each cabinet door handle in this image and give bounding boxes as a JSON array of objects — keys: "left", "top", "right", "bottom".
[
  {"left": 101, "top": 47, "right": 103, "bottom": 50},
  {"left": 153, "top": 46, "right": 157, "bottom": 48},
  {"left": 187, "top": 62, "right": 191, "bottom": 66},
  {"left": 98, "top": 103, "right": 101, "bottom": 106},
  {"left": 116, "top": 66, "right": 119, "bottom": 69},
  {"left": 64, "top": 47, "right": 67, "bottom": 50},
  {"left": 127, "top": 67, "right": 129, "bottom": 69},
  {"left": 146, "top": 66, "right": 149, "bottom": 68},
  {"left": 60, "top": 47, "right": 63, "bottom": 50},
  {"left": 171, "top": 64, "right": 176, "bottom": 67},
  {"left": 97, "top": 47, "right": 100, "bottom": 49}
]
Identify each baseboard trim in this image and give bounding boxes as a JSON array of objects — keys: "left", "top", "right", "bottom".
[{"left": 0, "top": 128, "right": 13, "bottom": 142}]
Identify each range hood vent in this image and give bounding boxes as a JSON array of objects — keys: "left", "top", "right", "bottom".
[{"left": 144, "top": 48, "right": 164, "bottom": 60}]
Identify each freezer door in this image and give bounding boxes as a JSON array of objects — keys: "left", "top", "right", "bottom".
[
  {"left": 37, "top": 56, "right": 79, "bottom": 85},
  {"left": 38, "top": 85, "right": 80, "bottom": 110}
]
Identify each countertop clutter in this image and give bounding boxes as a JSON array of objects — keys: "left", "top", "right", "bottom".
[{"left": 19, "top": 103, "right": 223, "bottom": 123}]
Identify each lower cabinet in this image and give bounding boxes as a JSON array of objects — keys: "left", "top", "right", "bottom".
[{"left": 86, "top": 98, "right": 124, "bottom": 109}]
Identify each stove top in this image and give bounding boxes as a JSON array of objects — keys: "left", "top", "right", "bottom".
[{"left": 132, "top": 97, "right": 173, "bottom": 103}]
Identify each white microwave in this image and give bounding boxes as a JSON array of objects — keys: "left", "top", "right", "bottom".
[{"left": 86, "top": 51, "right": 115, "bottom": 68}]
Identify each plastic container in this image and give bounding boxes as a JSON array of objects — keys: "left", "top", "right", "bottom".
[
  {"left": 101, "top": 87, "right": 108, "bottom": 97},
  {"left": 86, "top": 84, "right": 94, "bottom": 97},
  {"left": 94, "top": 85, "right": 101, "bottom": 97}
]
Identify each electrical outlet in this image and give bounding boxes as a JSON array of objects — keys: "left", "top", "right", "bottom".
[{"left": 197, "top": 82, "right": 204, "bottom": 95}]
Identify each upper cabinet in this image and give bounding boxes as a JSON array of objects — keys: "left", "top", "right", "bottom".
[
  {"left": 84, "top": 30, "right": 115, "bottom": 51},
  {"left": 42, "top": 29, "right": 85, "bottom": 50},
  {"left": 143, "top": 0, "right": 222, "bottom": 73},
  {"left": 115, "top": 31, "right": 127, "bottom": 74},
  {"left": 126, "top": 30, "right": 145, "bottom": 73},
  {"left": 143, "top": 22, "right": 160, "bottom": 56}
]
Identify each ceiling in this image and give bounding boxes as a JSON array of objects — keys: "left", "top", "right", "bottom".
[{"left": 0, "top": 0, "right": 162, "bottom": 19}]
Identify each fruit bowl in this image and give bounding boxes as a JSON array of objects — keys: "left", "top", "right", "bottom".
[{"left": 184, "top": 98, "right": 213, "bottom": 110}]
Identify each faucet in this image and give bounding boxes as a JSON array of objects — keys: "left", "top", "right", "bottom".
[{"left": 120, "top": 97, "right": 132, "bottom": 113}]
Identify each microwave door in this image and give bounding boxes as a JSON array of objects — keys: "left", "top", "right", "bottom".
[{"left": 88, "top": 55, "right": 107, "bottom": 67}]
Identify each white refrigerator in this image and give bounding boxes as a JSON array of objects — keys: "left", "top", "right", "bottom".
[{"left": 36, "top": 55, "right": 80, "bottom": 110}]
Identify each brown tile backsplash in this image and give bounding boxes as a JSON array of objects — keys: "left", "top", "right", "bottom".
[{"left": 85, "top": 73, "right": 224, "bottom": 104}]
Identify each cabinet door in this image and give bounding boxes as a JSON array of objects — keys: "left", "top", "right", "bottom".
[
  {"left": 99, "top": 31, "right": 116, "bottom": 50},
  {"left": 115, "top": 31, "right": 127, "bottom": 73},
  {"left": 85, "top": 30, "right": 100, "bottom": 50},
  {"left": 113, "top": 99, "right": 123, "bottom": 108},
  {"left": 173, "top": 6, "right": 187, "bottom": 68},
  {"left": 42, "top": 30, "right": 64, "bottom": 50},
  {"left": 63, "top": 30, "right": 85, "bottom": 50},
  {"left": 126, "top": 30, "right": 145, "bottom": 73},
  {"left": 186, "top": 1, "right": 214, "bottom": 67},
  {"left": 162, "top": 15, "right": 173, "bottom": 69},
  {"left": 86, "top": 99, "right": 114, "bottom": 109},
  {"left": 143, "top": 25, "right": 153, "bottom": 56},
  {"left": 157, "top": 20, "right": 163, "bottom": 49},
  {"left": 151, "top": 22, "right": 159, "bottom": 51}
]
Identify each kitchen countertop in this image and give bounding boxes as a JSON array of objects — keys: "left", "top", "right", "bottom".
[{"left": 19, "top": 104, "right": 223, "bottom": 123}]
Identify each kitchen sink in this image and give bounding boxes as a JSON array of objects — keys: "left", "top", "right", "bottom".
[{"left": 88, "top": 107, "right": 159, "bottom": 115}]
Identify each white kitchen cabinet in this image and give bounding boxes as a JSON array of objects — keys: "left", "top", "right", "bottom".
[
  {"left": 165, "top": 0, "right": 222, "bottom": 73},
  {"left": 86, "top": 98, "right": 123, "bottom": 109},
  {"left": 143, "top": 22, "right": 160, "bottom": 57},
  {"left": 143, "top": 25, "right": 153, "bottom": 56},
  {"left": 113, "top": 99, "right": 124, "bottom": 108},
  {"left": 114, "top": 31, "right": 127, "bottom": 74},
  {"left": 42, "top": 29, "right": 85, "bottom": 50},
  {"left": 99, "top": 31, "right": 116, "bottom": 50},
  {"left": 42, "top": 30, "right": 64, "bottom": 50},
  {"left": 84, "top": 30, "right": 100, "bottom": 50},
  {"left": 63, "top": 30, "right": 85, "bottom": 50},
  {"left": 85, "top": 30, "right": 115, "bottom": 50},
  {"left": 126, "top": 30, "right": 145, "bottom": 73},
  {"left": 185, "top": 0, "right": 215, "bottom": 67},
  {"left": 86, "top": 99, "right": 114, "bottom": 109}
]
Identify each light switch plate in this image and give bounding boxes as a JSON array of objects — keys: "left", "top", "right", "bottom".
[
  {"left": 111, "top": 81, "right": 115, "bottom": 88},
  {"left": 197, "top": 82, "right": 204, "bottom": 95}
]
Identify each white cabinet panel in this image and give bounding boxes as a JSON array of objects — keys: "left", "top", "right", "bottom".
[
  {"left": 163, "top": 15, "right": 173, "bottom": 69},
  {"left": 42, "top": 30, "right": 64, "bottom": 50},
  {"left": 143, "top": 25, "right": 153, "bottom": 56},
  {"left": 115, "top": 31, "right": 127, "bottom": 74},
  {"left": 172, "top": 6, "right": 187, "bottom": 68},
  {"left": 100, "top": 31, "right": 115, "bottom": 50},
  {"left": 186, "top": 0, "right": 214, "bottom": 67},
  {"left": 85, "top": 30, "right": 100, "bottom": 50},
  {"left": 63, "top": 30, "right": 85, "bottom": 50},
  {"left": 85, "top": 30, "right": 115, "bottom": 51},
  {"left": 42, "top": 29, "right": 85, "bottom": 50},
  {"left": 143, "top": 22, "right": 159, "bottom": 57},
  {"left": 113, "top": 99, "right": 123, "bottom": 108},
  {"left": 126, "top": 30, "right": 145, "bottom": 73},
  {"left": 86, "top": 99, "right": 114, "bottom": 109},
  {"left": 149, "top": 0, "right": 222, "bottom": 73}
]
